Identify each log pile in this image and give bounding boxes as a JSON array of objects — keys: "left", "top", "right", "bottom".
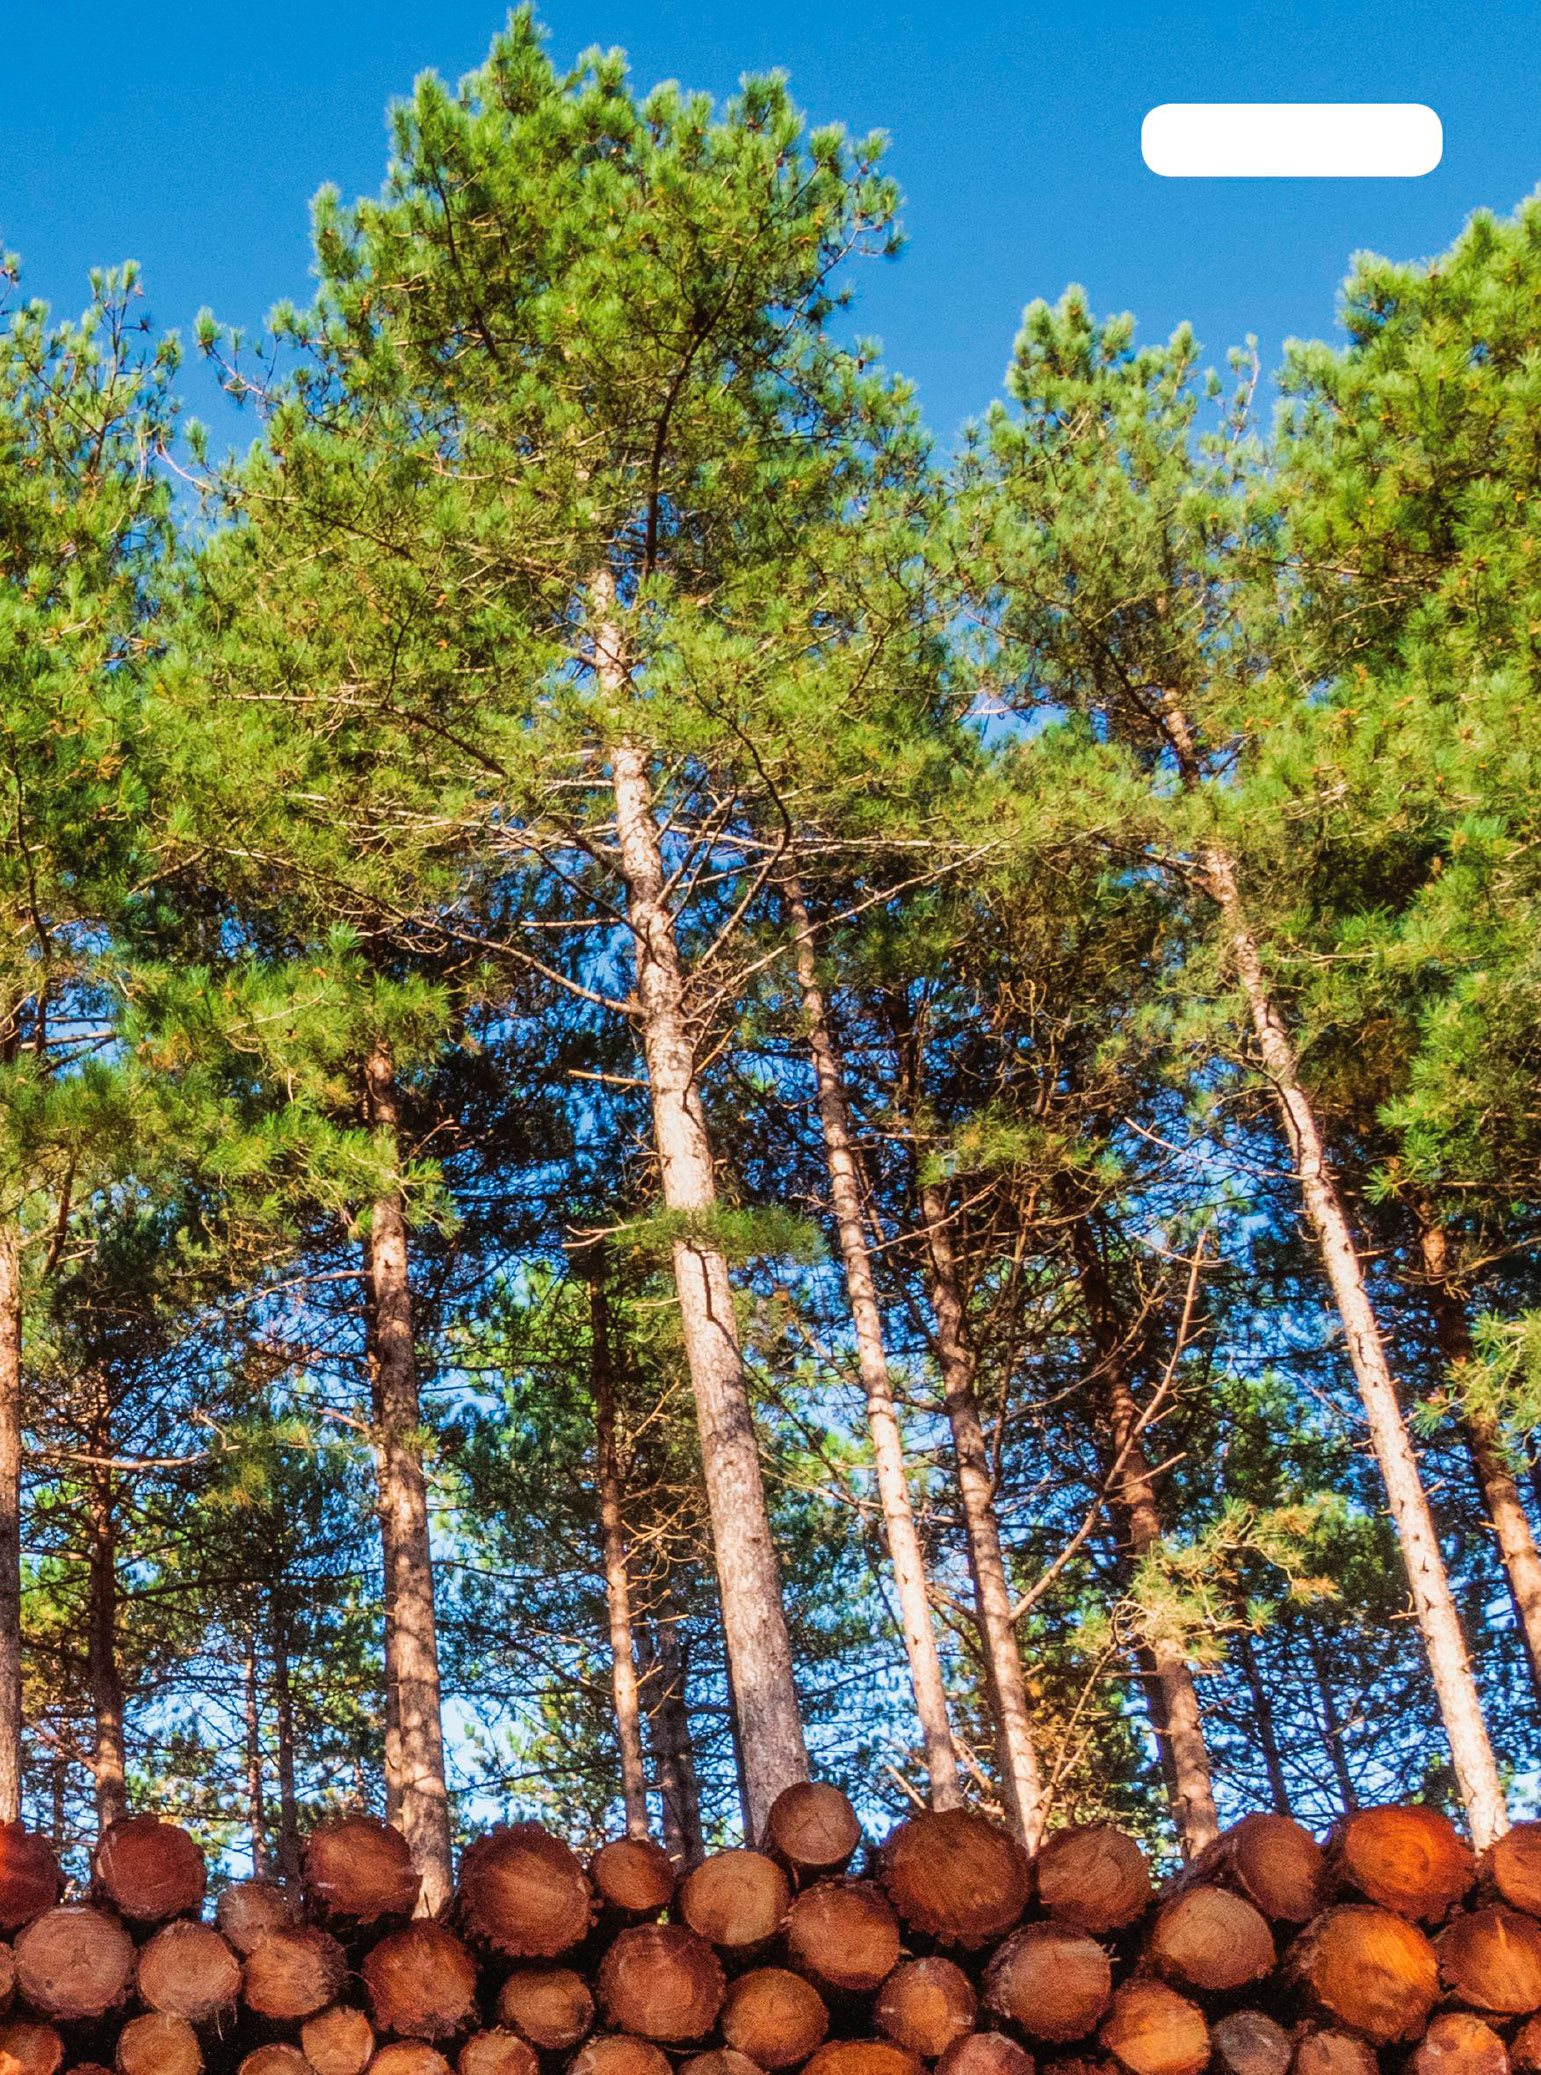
[{"left": 2, "top": 1792, "right": 1540, "bottom": 2074}]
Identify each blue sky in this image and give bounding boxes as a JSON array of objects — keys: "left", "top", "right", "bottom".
[{"left": 5, "top": 0, "right": 1538, "bottom": 449}]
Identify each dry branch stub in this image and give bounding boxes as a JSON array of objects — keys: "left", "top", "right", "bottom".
[
  {"left": 1435, "top": 1903, "right": 1541, "bottom": 2015},
  {"left": 215, "top": 1882, "right": 300, "bottom": 1959},
  {"left": 91, "top": 1817, "right": 206, "bottom": 1927},
  {"left": 568, "top": 2035, "right": 673, "bottom": 2075},
  {"left": 783, "top": 1882, "right": 900, "bottom": 1998},
  {"left": 679, "top": 1853, "right": 790, "bottom": 1959},
  {"left": 1143, "top": 1886, "right": 1275, "bottom": 1996},
  {"left": 1190, "top": 1816, "right": 1326, "bottom": 1926},
  {"left": 303, "top": 1814, "right": 421, "bottom": 1932},
  {"left": 457, "top": 1827, "right": 593, "bottom": 1960},
  {"left": 1207, "top": 2009, "right": 1290, "bottom": 2075},
  {"left": 495, "top": 1967, "right": 596, "bottom": 2052},
  {"left": 115, "top": 2011, "right": 203, "bottom": 2075},
  {"left": 1097, "top": 1981, "right": 1209, "bottom": 2075},
  {"left": 240, "top": 1924, "right": 349, "bottom": 2022},
  {"left": 0, "top": 2022, "right": 62, "bottom": 2075},
  {"left": 301, "top": 2004, "right": 376, "bottom": 2075},
  {"left": 935, "top": 2034, "right": 1035, "bottom": 2075},
  {"left": 720, "top": 1968, "right": 830, "bottom": 2069},
  {"left": 1327, "top": 1808, "right": 1474, "bottom": 1924},
  {"left": 14, "top": 1907, "right": 133, "bottom": 2022},
  {"left": 134, "top": 1919, "right": 241, "bottom": 2026},
  {"left": 1408, "top": 2010, "right": 1509, "bottom": 2075},
  {"left": 459, "top": 2031, "right": 542, "bottom": 2075},
  {"left": 763, "top": 1788, "right": 862, "bottom": 1884},
  {"left": 591, "top": 1840, "right": 676, "bottom": 1925},
  {"left": 877, "top": 1811, "right": 1031, "bottom": 1951},
  {"left": 362, "top": 1921, "right": 479, "bottom": 2042},
  {"left": 0, "top": 1831, "right": 59, "bottom": 1935},
  {"left": 984, "top": 1922, "right": 1114, "bottom": 2045},
  {"left": 1035, "top": 1828, "right": 1150, "bottom": 1936},
  {"left": 873, "top": 1957, "right": 977, "bottom": 2060},
  {"left": 597, "top": 1925, "right": 726, "bottom": 2045},
  {"left": 1286, "top": 1905, "right": 1439, "bottom": 2045}
]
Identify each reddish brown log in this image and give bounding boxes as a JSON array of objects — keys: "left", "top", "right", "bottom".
[
  {"left": 568, "top": 2036, "right": 673, "bottom": 2075},
  {"left": 1208, "top": 2011, "right": 1290, "bottom": 2075},
  {"left": 763, "top": 1788, "right": 862, "bottom": 1883},
  {"left": 783, "top": 1881, "right": 901, "bottom": 1997},
  {"left": 679, "top": 1852, "right": 789, "bottom": 1958},
  {"left": 0, "top": 1946, "right": 10, "bottom": 2016},
  {"left": 878, "top": 1811, "right": 1031, "bottom": 1950},
  {"left": 1035, "top": 1828, "right": 1150, "bottom": 1935},
  {"left": 0, "top": 2024, "right": 62, "bottom": 2075},
  {"left": 984, "top": 1924, "right": 1113, "bottom": 2045},
  {"left": 494, "top": 1967, "right": 596, "bottom": 2052},
  {"left": 679, "top": 2051, "right": 766, "bottom": 2075},
  {"left": 135, "top": 1919, "right": 241, "bottom": 2026},
  {"left": 1290, "top": 2032, "right": 1377, "bottom": 2075},
  {"left": 1036, "top": 2059, "right": 1113, "bottom": 2075},
  {"left": 304, "top": 1815, "right": 421, "bottom": 1932},
  {"left": 0, "top": 1830, "right": 60, "bottom": 1933},
  {"left": 91, "top": 1817, "right": 205, "bottom": 1927},
  {"left": 235, "top": 2052, "right": 313, "bottom": 2075},
  {"left": 456, "top": 1826, "right": 593, "bottom": 1960},
  {"left": 241, "top": 1924, "right": 350, "bottom": 2022},
  {"left": 65, "top": 2065, "right": 111, "bottom": 2075},
  {"left": 591, "top": 1840, "right": 676, "bottom": 1925},
  {"left": 597, "top": 1924, "right": 726, "bottom": 2045},
  {"left": 1436, "top": 1905, "right": 1541, "bottom": 2014},
  {"left": 216, "top": 1879, "right": 300, "bottom": 1957},
  {"left": 1191, "top": 1816, "right": 1326, "bottom": 1925},
  {"left": 362, "top": 1922, "right": 479, "bottom": 2043},
  {"left": 1097, "top": 1983, "right": 1208, "bottom": 2075},
  {"left": 1409, "top": 2012, "right": 1509, "bottom": 2075},
  {"left": 803, "top": 2044, "right": 923, "bottom": 2075},
  {"left": 302, "top": 2006, "right": 378, "bottom": 2075},
  {"left": 1483, "top": 1822, "right": 1541, "bottom": 1919},
  {"left": 1514, "top": 2015, "right": 1541, "bottom": 2073},
  {"left": 115, "top": 2013, "right": 202, "bottom": 2075},
  {"left": 875, "top": 1958, "right": 977, "bottom": 2060},
  {"left": 458, "top": 2034, "right": 540, "bottom": 2075},
  {"left": 1327, "top": 1807, "right": 1474, "bottom": 1923},
  {"left": 368, "top": 2050, "right": 456, "bottom": 2075},
  {"left": 1286, "top": 1904, "right": 1439, "bottom": 2044},
  {"left": 14, "top": 1907, "right": 133, "bottom": 2022},
  {"left": 936, "top": 2035, "right": 1035, "bottom": 2075},
  {"left": 1144, "top": 1885, "right": 1275, "bottom": 1995},
  {"left": 721, "top": 1967, "right": 830, "bottom": 2070}
]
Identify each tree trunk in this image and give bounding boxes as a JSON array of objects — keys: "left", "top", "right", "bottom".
[
  {"left": 607, "top": 716, "right": 807, "bottom": 1831},
  {"left": 639, "top": 1599, "right": 704, "bottom": 1867},
  {"left": 86, "top": 1401, "right": 126, "bottom": 1836},
  {"left": 1307, "top": 1636, "right": 1359, "bottom": 1813},
  {"left": 270, "top": 1591, "right": 301, "bottom": 1886},
  {"left": 592, "top": 1275, "right": 650, "bottom": 1838},
  {"left": 787, "top": 884, "right": 960, "bottom": 1809},
  {"left": 1414, "top": 1210, "right": 1541, "bottom": 1702},
  {"left": 1066, "top": 1217, "right": 1218, "bottom": 1856},
  {"left": 1238, "top": 1631, "right": 1292, "bottom": 1817},
  {"left": 361, "top": 1043, "right": 453, "bottom": 1913},
  {"left": 245, "top": 1628, "right": 270, "bottom": 1877},
  {"left": 1200, "top": 842, "right": 1507, "bottom": 1847},
  {"left": 0, "top": 1217, "right": 23, "bottom": 1823},
  {"left": 915, "top": 1176, "right": 1045, "bottom": 1846}
]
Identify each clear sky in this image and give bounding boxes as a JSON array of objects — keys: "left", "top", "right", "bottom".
[{"left": 5, "top": 0, "right": 1538, "bottom": 449}]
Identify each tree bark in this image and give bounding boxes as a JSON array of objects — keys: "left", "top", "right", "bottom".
[
  {"left": 1200, "top": 842, "right": 1507, "bottom": 1847},
  {"left": 270, "top": 1591, "right": 302, "bottom": 1886},
  {"left": 1238, "top": 1631, "right": 1292, "bottom": 1817},
  {"left": 592, "top": 1275, "right": 650, "bottom": 1838},
  {"left": 0, "top": 1216, "right": 23, "bottom": 1823},
  {"left": 606, "top": 712, "right": 807, "bottom": 1830},
  {"left": 245, "top": 1628, "right": 270, "bottom": 1877},
  {"left": 1307, "top": 1636, "right": 1359, "bottom": 1814},
  {"left": 787, "top": 884, "right": 960, "bottom": 1809},
  {"left": 1066, "top": 1217, "right": 1218, "bottom": 1857},
  {"left": 361, "top": 1043, "right": 453, "bottom": 1913},
  {"left": 639, "top": 1599, "right": 704, "bottom": 1867},
  {"left": 86, "top": 1388, "right": 126, "bottom": 1837},
  {"left": 915, "top": 1176, "right": 1045, "bottom": 1846}
]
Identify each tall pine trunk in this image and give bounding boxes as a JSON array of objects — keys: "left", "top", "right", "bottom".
[
  {"left": 601, "top": 624, "right": 807, "bottom": 1830},
  {"left": 1066, "top": 1219, "right": 1217, "bottom": 1857},
  {"left": 361, "top": 1043, "right": 453, "bottom": 1911},
  {"left": 1414, "top": 1210, "right": 1541, "bottom": 1702},
  {"left": 245, "top": 1628, "right": 270, "bottom": 1877},
  {"left": 592, "top": 1276, "right": 650, "bottom": 1837},
  {"left": 0, "top": 1217, "right": 22, "bottom": 1823},
  {"left": 1238, "top": 1631, "right": 1292, "bottom": 1816},
  {"left": 86, "top": 1418, "right": 126, "bottom": 1834},
  {"left": 270, "top": 1591, "right": 301, "bottom": 1886},
  {"left": 1308, "top": 1635, "right": 1359, "bottom": 1812},
  {"left": 638, "top": 1599, "right": 704, "bottom": 1866},
  {"left": 787, "top": 885, "right": 960, "bottom": 1808},
  {"left": 1199, "top": 842, "right": 1508, "bottom": 1846}
]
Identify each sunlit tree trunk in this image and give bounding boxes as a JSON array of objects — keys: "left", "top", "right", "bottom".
[
  {"left": 86, "top": 1395, "right": 126, "bottom": 1835},
  {"left": 638, "top": 1598, "right": 704, "bottom": 1866},
  {"left": 592, "top": 1276, "right": 650, "bottom": 1837}
]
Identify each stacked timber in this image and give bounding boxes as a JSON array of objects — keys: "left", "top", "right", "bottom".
[{"left": 1, "top": 1791, "right": 1540, "bottom": 2073}]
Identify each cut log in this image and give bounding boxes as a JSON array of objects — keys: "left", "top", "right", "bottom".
[
  {"left": 762, "top": 1788, "right": 862, "bottom": 1883},
  {"left": 135, "top": 1919, "right": 241, "bottom": 2026},
  {"left": 367, "top": 2050, "right": 455, "bottom": 2075},
  {"left": 494, "top": 1967, "right": 596, "bottom": 2052},
  {"left": 596, "top": 1924, "right": 726, "bottom": 2045},
  {"left": 0, "top": 1946, "right": 10, "bottom": 2016},
  {"left": 14, "top": 1907, "right": 133, "bottom": 2022},
  {"left": 875, "top": 1958, "right": 977, "bottom": 2060},
  {"left": 1327, "top": 1807, "right": 1474, "bottom": 1923},
  {"left": 0, "top": 2024, "right": 62, "bottom": 2075},
  {"left": 568, "top": 2036, "right": 673, "bottom": 2075},
  {"left": 1144, "top": 1886, "right": 1275, "bottom": 1996},
  {"left": 1436, "top": 1904, "right": 1541, "bottom": 2014},
  {"left": 0, "top": 1829, "right": 60, "bottom": 1933},
  {"left": 1515, "top": 2015, "right": 1541, "bottom": 2074},
  {"left": 303, "top": 2006, "right": 378, "bottom": 2075},
  {"left": 115, "top": 2013, "right": 202, "bottom": 2075},
  {"left": 91, "top": 1817, "right": 205, "bottom": 1926},
  {"left": 456, "top": 1826, "right": 593, "bottom": 1960},
  {"left": 591, "top": 1841, "right": 676, "bottom": 1925},
  {"left": 679, "top": 2052, "right": 766, "bottom": 2075},
  {"left": 1191, "top": 1816, "right": 1326, "bottom": 1925},
  {"left": 242, "top": 1924, "right": 350, "bottom": 2022},
  {"left": 802, "top": 2044, "right": 924, "bottom": 2075},
  {"left": 1035, "top": 1828, "right": 1150, "bottom": 1936},
  {"left": 1409, "top": 2012, "right": 1509, "bottom": 2075},
  {"left": 1290, "top": 2033, "right": 1377, "bottom": 2075},
  {"left": 1483, "top": 1821, "right": 1541, "bottom": 1919},
  {"left": 304, "top": 1816, "right": 420, "bottom": 1932},
  {"left": 1286, "top": 1904, "right": 1439, "bottom": 2044},
  {"left": 721, "top": 1967, "right": 830, "bottom": 2069},
  {"left": 783, "top": 1881, "right": 901, "bottom": 1997},
  {"left": 678, "top": 1852, "right": 789, "bottom": 1957},
  {"left": 458, "top": 2034, "right": 540, "bottom": 2075},
  {"left": 362, "top": 1922, "right": 480, "bottom": 2042},
  {"left": 878, "top": 1811, "right": 1031, "bottom": 1951},
  {"left": 1097, "top": 1983, "right": 1209, "bottom": 2075},
  {"left": 936, "top": 2034, "right": 1035, "bottom": 2075},
  {"left": 984, "top": 1923, "right": 1113, "bottom": 2045},
  {"left": 1209, "top": 2011, "right": 1291, "bottom": 2075},
  {"left": 216, "top": 1879, "right": 300, "bottom": 1957},
  {"left": 236, "top": 2053, "right": 314, "bottom": 2075}
]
